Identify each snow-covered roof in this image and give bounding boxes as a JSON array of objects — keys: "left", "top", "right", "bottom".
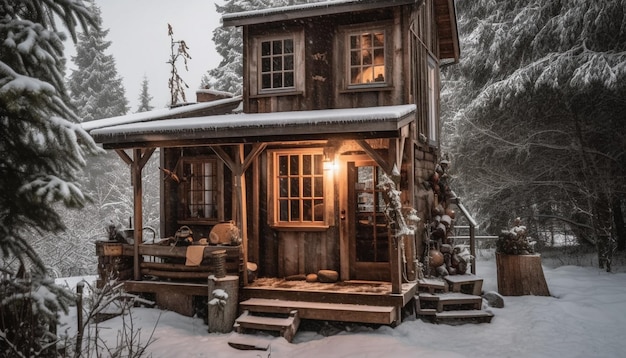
[
  {"left": 89, "top": 104, "right": 416, "bottom": 149},
  {"left": 222, "top": 0, "right": 417, "bottom": 27},
  {"left": 81, "top": 96, "right": 242, "bottom": 132}
]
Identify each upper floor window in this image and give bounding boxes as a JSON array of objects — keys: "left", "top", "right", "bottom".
[
  {"left": 179, "top": 157, "right": 223, "bottom": 223},
  {"left": 270, "top": 149, "right": 333, "bottom": 229},
  {"left": 261, "top": 38, "right": 294, "bottom": 90},
  {"left": 349, "top": 31, "right": 386, "bottom": 85},
  {"left": 251, "top": 30, "right": 304, "bottom": 96},
  {"left": 340, "top": 23, "right": 391, "bottom": 89}
]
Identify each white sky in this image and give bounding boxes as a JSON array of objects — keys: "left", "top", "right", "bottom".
[{"left": 65, "top": 0, "right": 224, "bottom": 112}]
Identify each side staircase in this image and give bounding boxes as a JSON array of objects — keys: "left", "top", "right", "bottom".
[{"left": 416, "top": 274, "right": 494, "bottom": 324}]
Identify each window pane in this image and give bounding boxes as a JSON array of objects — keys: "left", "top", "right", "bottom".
[
  {"left": 273, "top": 40, "right": 282, "bottom": 54},
  {"left": 374, "top": 48, "right": 384, "bottom": 65},
  {"left": 314, "top": 177, "right": 323, "bottom": 197},
  {"left": 261, "top": 41, "right": 271, "bottom": 56},
  {"left": 290, "top": 177, "right": 299, "bottom": 197},
  {"left": 279, "top": 155, "right": 288, "bottom": 175},
  {"left": 361, "top": 33, "right": 371, "bottom": 48},
  {"left": 284, "top": 54, "right": 293, "bottom": 70},
  {"left": 374, "top": 32, "right": 384, "bottom": 47},
  {"left": 289, "top": 155, "right": 299, "bottom": 175},
  {"left": 350, "top": 35, "right": 359, "bottom": 49},
  {"left": 351, "top": 68, "right": 361, "bottom": 83},
  {"left": 303, "top": 200, "right": 312, "bottom": 221},
  {"left": 363, "top": 51, "right": 372, "bottom": 65},
  {"left": 350, "top": 51, "right": 360, "bottom": 66},
  {"left": 273, "top": 57, "right": 282, "bottom": 71},
  {"left": 279, "top": 177, "right": 288, "bottom": 197},
  {"left": 280, "top": 200, "right": 289, "bottom": 221},
  {"left": 262, "top": 74, "right": 271, "bottom": 89},
  {"left": 314, "top": 199, "right": 324, "bottom": 221},
  {"left": 284, "top": 72, "right": 294, "bottom": 87},
  {"left": 284, "top": 39, "right": 293, "bottom": 53},
  {"left": 290, "top": 199, "right": 300, "bottom": 220},
  {"left": 262, "top": 57, "right": 271, "bottom": 72},
  {"left": 314, "top": 154, "right": 323, "bottom": 175},
  {"left": 303, "top": 177, "right": 312, "bottom": 197},
  {"left": 273, "top": 73, "right": 282, "bottom": 88},
  {"left": 303, "top": 155, "right": 312, "bottom": 175}
]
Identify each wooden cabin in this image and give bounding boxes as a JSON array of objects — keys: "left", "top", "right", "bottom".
[{"left": 86, "top": 0, "right": 490, "bottom": 335}]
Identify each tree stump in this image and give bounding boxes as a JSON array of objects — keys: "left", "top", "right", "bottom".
[
  {"left": 496, "top": 253, "right": 550, "bottom": 296},
  {"left": 207, "top": 275, "right": 239, "bottom": 333}
]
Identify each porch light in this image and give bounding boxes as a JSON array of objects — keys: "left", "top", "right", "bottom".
[{"left": 323, "top": 147, "right": 337, "bottom": 171}]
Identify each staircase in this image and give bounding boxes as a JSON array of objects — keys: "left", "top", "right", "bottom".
[
  {"left": 415, "top": 274, "right": 494, "bottom": 324},
  {"left": 234, "top": 309, "right": 300, "bottom": 342},
  {"left": 233, "top": 298, "right": 397, "bottom": 342}
]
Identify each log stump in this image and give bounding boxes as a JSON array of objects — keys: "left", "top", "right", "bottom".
[
  {"left": 496, "top": 253, "right": 550, "bottom": 296},
  {"left": 207, "top": 275, "right": 239, "bottom": 333}
]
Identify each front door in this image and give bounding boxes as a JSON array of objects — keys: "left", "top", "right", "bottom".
[{"left": 347, "top": 161, "right": 390, "bottom": 281}]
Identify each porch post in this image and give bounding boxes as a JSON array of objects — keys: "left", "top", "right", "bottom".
[
  {"left": 132, "top": 148, "right": 143, "bottom": 281},
  {"left": 117, "top": 147, "right": 155, "bottom": 281},
  {"left": 235, "top": 144, "right": 249, "bottom": 286}
]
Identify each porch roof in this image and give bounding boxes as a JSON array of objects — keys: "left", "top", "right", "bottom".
[{"left": 87, "top": 104, "right": 416, "bottom": 149}]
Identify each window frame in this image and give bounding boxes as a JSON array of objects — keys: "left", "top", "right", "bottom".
[
  {"left": 268, "top": 148, "right": 334, "bottom": 230},
  {"left": 251, "top": 30, "right": 305, "bottom": 97},
  {"left": 339, "top": 22, "right": 393, "bottom": 91},
  {"left": 177, "top": 156, "right": 224, "bottom": 225},
  {"left": 427, "top": 55, "right": 439, "bottom": 145}
]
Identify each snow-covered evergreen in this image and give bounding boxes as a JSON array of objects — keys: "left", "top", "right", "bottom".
[
  {"left": 441, "top": 0, "right": 626, "bottom": 268},
  {"left": 137, "top": 75, "right": 154, "bottom": 113},
  {"left": 68, "top": 1, "right": 129, "bottom": 122},
  {"left": 0, "top": 0, "right": 102, "bottom": 355}
]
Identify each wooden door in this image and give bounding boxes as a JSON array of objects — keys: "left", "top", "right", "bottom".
[{"left": 347, "top": 161, "right": 390, "bottom": 281}]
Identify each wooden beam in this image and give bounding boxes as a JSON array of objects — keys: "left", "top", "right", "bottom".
[
  {"left": 115, "top": 149, "right": 133, "bottom": 166},
  {"left": 356, "top": 139, "right": 392, "bottom": 174}
]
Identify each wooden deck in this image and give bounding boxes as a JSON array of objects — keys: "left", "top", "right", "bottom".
[{"left": 241, "top": 278, "right": 417, "bottom": 325}]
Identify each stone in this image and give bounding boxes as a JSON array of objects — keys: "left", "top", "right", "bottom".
[{"left": 483, "top": 291, "right": 505, "bottom": 308}]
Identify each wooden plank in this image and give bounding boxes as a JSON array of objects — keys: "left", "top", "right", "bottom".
[
  {"left": 240, "top": 298, "right": 396, "bottom": 324},
  {"left": 444, "top": 274, "right": 483, "bottom": 296}
]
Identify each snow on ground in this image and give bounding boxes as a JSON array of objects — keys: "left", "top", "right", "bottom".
[{"left": 57, "top": 253, "right": 626, "bottom": 358}]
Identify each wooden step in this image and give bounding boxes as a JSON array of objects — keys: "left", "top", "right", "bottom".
[
  {"left": 240, "top": 298, "right": 396, "bottom": 325},
  {"left": 418, "top": 278, "right": 448, "bottom": 294},
  {"left": 234, "top": 310, "right": 300, "bottom": 342},
  {"left": 418, "top": 292, "right": 482, "bottom": 312},
  {"left": 435, "top": 309, "right": 494, "bottom": 324},
  {"left": 444, "top": 274, "right": 483, "bottom": 295}
]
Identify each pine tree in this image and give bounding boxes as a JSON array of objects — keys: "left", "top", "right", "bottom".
[
  {"left": 441, "top": 0, "right": 626, "bottom": 269},
  {"left": 137, "top": 75, "right": 154, "bottom": 112},
  {"left": 68, "top": 1, "right": 129, "bottom": 121},
  {"left": 201, "top": 0, "right": 319, "bottom": 95},
  {"left": 0, "top": 0, "right": 101, "bottom": 355}
]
